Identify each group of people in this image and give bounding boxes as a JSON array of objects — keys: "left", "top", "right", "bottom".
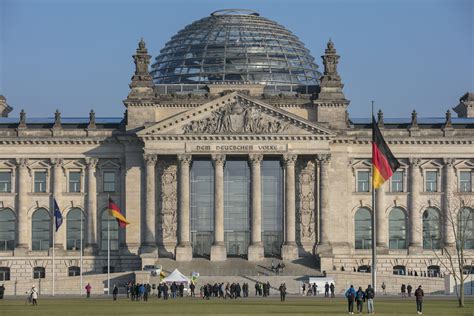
[
  {"left": 125, "top": 282, "right": 152, "bottom": 301},
  {"left": 200, "top": 282, "right": 248, "bottom": 299},
  {"left": 254, "top": 281, "right": 271, "bottom": 297},
  {"left": 270, "top": 260, "right": 286, "bottom": 274},
  {"left": 344, "top": 284, "right": 425, "bottom": 315}
]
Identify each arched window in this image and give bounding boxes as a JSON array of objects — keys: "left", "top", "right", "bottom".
[
  {"left": 354, "top": 208, "right": 372, "bottom": 249},
  {"left": 67, "top": 208, "right": 85, "bottom": 250},
  {"left": 423, "top": 208, "right": 441, "bottom": 249},
  {"left": 32, "top": 208, "right": 50, "bottom": 250},
  {"left": 393, "top": 265, "right": 406, "bottom": 275},
  {"left": 0, "top": 208, "right": 15, "bottom": 250},
  {"left": 101, "top": 210, "right": 119, "bottom": 251},
  {"left": 0, "top": 267, "right": 10, "bottom": 281},
  {"left": 33, "top": 267, "right": 45, "bottom": 279},
  {"left": 357, "top": 265, "right": 371, "bottom": 273},
  {"left": 389, "top": 208, "right": 407, "bottom": 249},
  {"left": 459, "top": 208, "right": 474, "bottom": 249},
  {"left": 427, "top": 265, "right": 440, "bottom": 277},
  {"left": 68, "top": 266, "right": 80, "bottom": 277}
]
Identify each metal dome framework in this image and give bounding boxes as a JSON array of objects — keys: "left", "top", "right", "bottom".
[{"left": 151, "top": 10, "right": 321, "bottom": 85}]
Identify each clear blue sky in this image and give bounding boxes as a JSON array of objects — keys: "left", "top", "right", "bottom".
[{"left": 1, "top": 0, "right": 472, "bottom": 119}]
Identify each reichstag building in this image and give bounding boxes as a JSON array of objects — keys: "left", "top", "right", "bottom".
[{"left": 0, "top": 9, "right": 473, "bottom": 281}]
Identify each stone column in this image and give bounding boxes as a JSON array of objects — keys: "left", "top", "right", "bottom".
[
  {"left": 248, "top": 154, "right": 264, "bottom": 261},
  {"left": 317, "top": 154, "right": 332, "bottom": 254},
  {"left": 16, "top": 158, "right": 29, "bottom": 250},
  {"left": 51, "top": 158, "right": 65, "bottom": 250},
  {"left": 142, "top": 154, "right": 157, "bottom": 254},
  {"left": 408, "top": 158, "right": 423, "bottom": 253},
  {"left": 175, "top": 154, "right": 193, "bottom": 261},
  {"left": 210, "top": 154, "right": 226, "bottom": 261},
  {"left": 375, "top": 183, "right": 388, "bottom": 251},
  {"left": 281, "top": 154, "right": 298, "bottom": 260},
  {"left": 443, "top": 158, "right": 456, "bottom": 247},
  {"left": 84, "top": 158, "right": 98, "bottom": 254}
]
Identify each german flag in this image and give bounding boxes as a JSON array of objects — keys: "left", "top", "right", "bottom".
[
  {"left": 108, "top": 197, "right": 130, "bottom": 228},
  {"left": 372, "top": 116, "right": 400, "bottom": 189}
]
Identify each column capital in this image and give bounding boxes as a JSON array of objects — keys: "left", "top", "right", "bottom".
[
  {"left": 85, "top": 157, "right": 99, "bottom": 169},
  {"left": 316, "top": 153, "right": 331, "bottom": 165},
  {"left": 15, "top": 158, "right": 28, "bottom": 168},
  {"left": 443, "top": 158, "right": 456, "bottom": 167},
  {"left": 249, "top": 154, "right": 263, "bottom": 166},
  {"left": 211, "top": 154, "right": 226, "bottom": 166},
  {"left": 408, "top": 157, "right": 422, "bottom": 167},
  {"left": 283, "top": 154, "right": 298, "bottom": 165},
  {"left": 50, "top": 158, "right": 64, "bottom": 168},
  {"left": 177, "top": 154, "right": 192, "bottom": 166},
  {"left": 143, "top": 153, "right": 158, "bottom": 166}
]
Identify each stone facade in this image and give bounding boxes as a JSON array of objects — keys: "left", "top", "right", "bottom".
[{"left": 0, "top": 34, "right": 473, "bottom": 285}]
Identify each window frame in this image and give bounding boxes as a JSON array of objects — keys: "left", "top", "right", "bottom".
[
  {"left": 33, "top": 170, "right": 48, "bottom": 193},
  {"left": 424, "top": 170, "right": 439, "bottom": 192},
  {"left": 33, "top": 266, "right": 46, "bottom": 279},
  {"left": 356, "top": 170, "right": 371, "bottom": 193},
  {"left": 0, "top": 170, "right": 12, "bottom": 193},
  {"left": 390, "top": 170, "right": 405, "bottom": 193},
  {"left": 68, "top": 170, "right": 82, "bottom": 193},
  {"left": 459, "top": 170, "right": 472, "bottom": 193},
  {"left": 102, "top": 171, "right": 116, "bottom": 193}
]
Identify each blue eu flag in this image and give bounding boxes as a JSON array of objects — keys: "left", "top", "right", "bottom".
[{"left": 53, "top": 199, "right": 63, "bottom": 232}]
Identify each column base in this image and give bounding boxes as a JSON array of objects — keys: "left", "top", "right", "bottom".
[
  {"left": 408, "top": 244, "right": 423, "bottom": 255},
  {"left": 210, "top": 244, "right": 227, "bottom": 261},
  {"left": 376, "top": 244, "right": 390, "bottom": 254},
  {"left": 14, "top": 245, "right": 29, "bottom": 256},
  {"left": 84, "top": 243, "right": 99, "bottom": 255},
  {"left": 139, "top": 244, "right": 158, "bottom": 255},
  {"left": 247, "top": 244, "right": 264, "bottom": 261},
  {"left": 175, "top": 244, "right": 193, "bottom": 261},
  {"left": 281, "top": 243, "right": 299, "bottom": 261},
  {"left": 315, "top": 242, "right": 333, "bottom": 256}
]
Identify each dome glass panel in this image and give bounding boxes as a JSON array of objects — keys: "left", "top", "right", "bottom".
[{"left": 151, "top": 9, "right": 320, "bottom": 85}]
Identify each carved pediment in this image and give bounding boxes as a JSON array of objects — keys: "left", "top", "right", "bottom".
[{"left": 137, "top": 92, "right": 335, "bottom": 138}]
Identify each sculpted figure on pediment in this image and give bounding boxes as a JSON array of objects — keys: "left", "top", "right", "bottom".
[{"left": 183, "top": 100, "right": 288, "bottom": 134}]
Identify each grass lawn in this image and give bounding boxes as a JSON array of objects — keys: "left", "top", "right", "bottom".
[{"left": 0, "top": 296, "right": 473, "bottom": 315}]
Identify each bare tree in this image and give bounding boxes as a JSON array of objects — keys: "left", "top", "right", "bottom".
[{"left": 427, "top": 192, "right": 473, "bottom": 307}]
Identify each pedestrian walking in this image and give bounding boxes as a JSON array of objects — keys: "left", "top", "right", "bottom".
[
  {"left": 401, "top": 284, "right": 406, "bottom": 298},
  {"left": 279, "top": 283, "right": 286, "bottom": 302},
  {"left": 0, "top": 284, "right": 5, "bottom": 299},
  {"left": 85, "top": 283, "right": 92, "bottom": 298},
  {"left": 355, "top": 286, "right": 365, "bottom": 313},
  {"left": 381, "top": 282, "right": 387, "bottom": 295},
  {"left": 112, "top": 285, "right": 118, "bottom": 301},
  {"left": 407, "top": 284, "right": 413, "bottom": 297},
  {"left": 330, "top": 283, "right": 335, "bottom": 298},
  {"left": 30, "top": 285, "right": 38, "bottom": 306},
  {"left": 364, "top": 284, "right": 375, "bottom": 314},
  {"left": 345, "top": 285, "right": 356, "bottom": 314},
  {"left": 190, "top": 282, "right": 195, "bottom": 297},
  {"left": 324, "top": 282, "right": 329, "bottom": 298},
  {"left": 414, "top": 285, "right": 424, "bottom": 314}
]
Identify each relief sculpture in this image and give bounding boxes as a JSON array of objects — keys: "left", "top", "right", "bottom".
[
  {"left": 157, "top": 159, "right": 178, "bottom": 243},
  {"left": 296, "top": 159, "right": 316, "bottom": 245},
  {"left": 183, "top": 99, "right": 288, "bottom": 134}
]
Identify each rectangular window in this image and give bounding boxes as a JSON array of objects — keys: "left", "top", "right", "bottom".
[
  {"left": 425, "top": 171, "right": 438, "bottom": 192},
  {"left": 69, "top": 171, "right": 81, "bottom": 192},
  {"left": 391, "top": 171, "right": 404, "bottom": 192},
  {"left": 103, "top": 172, "right": 116, "bottom": 192},
  {"left": 357, "top": 171, "right": 370, "bottom": 192},
  {"left": 459, "top": 171, "right": 472, "bottom": 192},
  {"left": 34, "top": 171, "right": 47, "bottom": 193},
  {"left": 0, "top": 171, "right": 12, "bottom": 193}
]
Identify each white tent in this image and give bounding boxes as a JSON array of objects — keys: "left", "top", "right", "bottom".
[{"left": 162, "top": 269, "right": 190, "bottom": 285}]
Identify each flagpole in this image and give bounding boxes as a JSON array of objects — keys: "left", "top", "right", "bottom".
[
  {"left": 52, "top": 196, "right": 55, "bottom": 297},
  {"left": 80, "top": 209, "right": 83, "bottom": 296},
  {"left": 371, "top": 101, "right": 377, "bottom": 293},
  {"left": 107, "top": 194, "right": 110, "bottom": 296}
]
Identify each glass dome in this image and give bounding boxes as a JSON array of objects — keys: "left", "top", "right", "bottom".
[{"left": 151, "top": 9, "right": 320, "bottom": 85}]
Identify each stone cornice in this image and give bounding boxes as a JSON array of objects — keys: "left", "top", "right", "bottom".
[
  {"left": 0, "top": 137, "right": 122, "bottom": 145},
  {"left": 332, "top": 138, "right": 474, "bottom": 145},
  {"left": 140, "top": 134, "right": 333, "bottom": 141}
]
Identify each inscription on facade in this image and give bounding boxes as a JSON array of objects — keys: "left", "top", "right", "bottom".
[{"left": 187, "top": 144, "right": 287, "bottom": 153}]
